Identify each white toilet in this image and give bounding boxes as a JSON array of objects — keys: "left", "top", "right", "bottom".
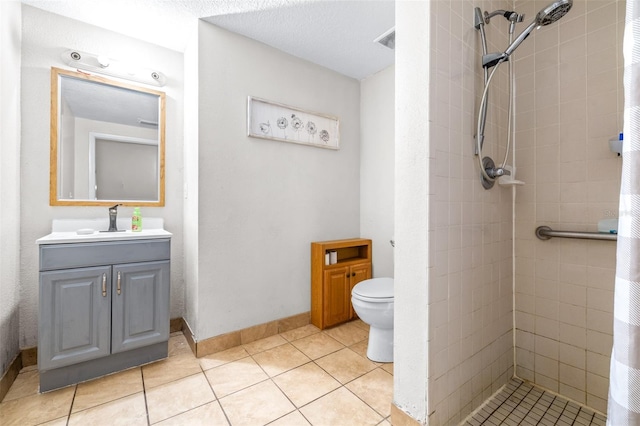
[{"left": 351, "top": 277, "right": 394, "bottom": 363}]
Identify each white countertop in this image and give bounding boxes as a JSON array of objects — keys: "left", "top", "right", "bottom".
[{"left": 37, "top": 218, "right": 172, "bottom": 245}]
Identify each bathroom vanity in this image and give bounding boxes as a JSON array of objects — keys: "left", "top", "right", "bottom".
[
  {"left": 37, "top": 219, "right": 171, "bottom": 392},
  {"left": 310, "top": 238, "right": 372, "bottom": 329}
]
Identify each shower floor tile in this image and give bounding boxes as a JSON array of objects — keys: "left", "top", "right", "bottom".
[{"left": 463, "top": 378, "right": 607, "bottom": 426}]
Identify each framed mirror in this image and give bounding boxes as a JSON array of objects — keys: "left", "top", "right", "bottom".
[{"left": 50, "top": 67, "right": 165, "bottom": 206}]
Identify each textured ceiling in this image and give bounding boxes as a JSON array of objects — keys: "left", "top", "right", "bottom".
[
  {"left": 22, "top": 0, "right": 395, "bottom": 80},
  {"left": 202, "top": 1, "right": 395, "bottom": 80},
  {"left": 62, "top": 76, "right": 159, "bottom": 128}
]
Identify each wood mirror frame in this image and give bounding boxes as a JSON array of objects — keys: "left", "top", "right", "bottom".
[{"left": 50, "top": 67, "right": 166, "bottom": 206}]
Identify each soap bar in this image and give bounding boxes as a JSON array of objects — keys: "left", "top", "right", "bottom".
[
  {"left": 597, "top": 218, "right": 618, "bottom": 234},
  {"left": 76, "top": 228, "right": 95, "bottom": 235}
]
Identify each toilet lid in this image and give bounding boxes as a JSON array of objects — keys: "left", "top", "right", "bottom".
[{"left": 352, "top": 277, "right": 394, "bottom": 299}]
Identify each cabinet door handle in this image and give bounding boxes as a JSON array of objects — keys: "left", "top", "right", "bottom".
[
  {"left": 102, "top": 273, "right": 107, "bottom": 297},
  {"left": 117, "top": 271, "right": 121, "bottom": 295}
]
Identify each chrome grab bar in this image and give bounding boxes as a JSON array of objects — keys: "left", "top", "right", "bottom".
[{"left": 535, "top": 226, "right": 617, "bottom": 241}]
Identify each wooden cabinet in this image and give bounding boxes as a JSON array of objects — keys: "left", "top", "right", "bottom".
[
  {"left": 311, "top": 239, "right": 372, "bottom": 329},
  {"left": 38, "top": 238, "right": 170, "bottom": 392}
]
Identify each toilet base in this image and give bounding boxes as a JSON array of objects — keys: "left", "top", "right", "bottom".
[{"left": 366, "top": 326, "right": 393, "bottom": 363}]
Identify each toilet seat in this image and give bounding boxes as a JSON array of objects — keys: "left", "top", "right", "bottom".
[{"left": 352, "top": 277, "right": 394, "bottom": 303}]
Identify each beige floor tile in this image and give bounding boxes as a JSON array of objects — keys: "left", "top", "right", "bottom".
[
  {"left": 0, "top": 328, "right": 394, "bottom": 426},
  {"left": 345, "top": 368, "right": 394, "bottom": 417},
  {"left": 242, "top": 334, "right": 288, "bottom": 355},
  {"left": 142, "top": 352, "right": 202, "bottom": 389},
  {"left": 219, "top": 380, "right": 295, "bottom": 426},
  {"left": 20, "top": 365, "right": 39, "bottom": 373},
  {"left": 199, "top": 346, "right": 249, "bottom": 371},
  {"left": 72, "top": 367, "right": 143, "bottom": 413},
  {"left": 0, "top": 385, "right": 75, "bottom": 426},
  {"left": 351, "top": 319, "right": 370, "bottom": 331},
  {"left": 2, "top": 370, "right": 39, "bottom": 402},
  {"left": 279, "top": 324, "right": 321, "bottom": 342},
  {"left": 154, "top": 401, "right": 228, "bottom": 425},
  {"left": 323, "top": 321, "right": 369, "bottom": 346},
  {"left": 38, "top": 416, "right": 69, "bottom": 426},
  {"left": 273, "top": 362, "right": 341, "bottom": 407},
  {"left": 168, "top": 333, "right": 193, "bottom": 357},
  {"left": 300, "top": 387, "right": 383, "bottom": 426},
  {"left": 146, "top": 373, "right": 215, "bottom": 424},
  {"left": 291, "top": 332, "right": 344, "bottom": 360},
  {"left": 315, "top": 348, "right": 377, "bottom": 384},
  {"left": 350, "top": 340, "right": 375, "bottom": 361},
  {"left": 204, "top": 357, "right": 268, "bottom": 398},
  {"left": 252, "top": 343, "right": 310, "bottom": 377},
  {"left": 269, "top": 410, "right": 311, "bottom": 425},
  {"left": 68, "top": 392, "right": 147, "bottom": 426}
]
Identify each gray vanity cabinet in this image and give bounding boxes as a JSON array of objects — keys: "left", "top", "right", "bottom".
[
  {"left": 39, "top": 266, "right": 112, "bottom": 370},
  {"left": 111, "top": 262, "right": 170, "bottom": 353},
  {"left": 38, "top": 238, "right": 170, "bottom": 392}
]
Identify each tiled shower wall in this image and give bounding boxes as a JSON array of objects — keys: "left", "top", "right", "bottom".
[
  {"left": 514, "top": 0, "right": 624, "bottom": 414},
  {"left": 428, "top": 1, "right": 515, "bottom": 423}
]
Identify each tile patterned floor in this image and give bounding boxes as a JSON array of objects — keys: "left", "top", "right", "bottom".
[
  {"left": 464, "top": 378, "right": 607, "bottom": 426},
  {"left": 0, "top": 320, "right": 393, "bottom": 426}
]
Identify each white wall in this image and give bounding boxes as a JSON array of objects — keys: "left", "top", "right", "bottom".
[
  {"left": 19, "top": 5, "right": 185, "bottom": 348},
  {"left": 183, "top": 23, "right": 199, "bottom": 335},
  {"left": 360, "top": 65, "right": 395, "bottom": 278},
  {"left": 394, "top": 1, "right": 431, "bottom": 422},
  {"left": 193, "top": 21, "right": 361, "bottom": 339},
  {"left": 0, "top": 0, "right": 22, "bottom": 375}
]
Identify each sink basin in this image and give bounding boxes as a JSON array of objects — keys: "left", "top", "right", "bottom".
[{"left": 37, "top": 218, "right": 172, "bottom": 245}]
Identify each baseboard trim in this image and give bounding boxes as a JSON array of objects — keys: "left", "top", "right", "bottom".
[
  {"left": 391, "top": 403, "right": 423, "bottom": 426},
  {"left": 0, "top": 354, "right": 22, "bottom": 403},
  {"left": 182, "top": 318, "right": 197, "bottom": 356},
  {"left": 1, "top": 313, "right": 311, "bottom": 398},
  {"left": 190, "top": 311, "right": 310, "bottom": 358},
  {"left": 21, "top": 347, "right": 37, "bottom": 368},
  {"left": 170, "top": 317, "right": 184, "bottom": 334}
]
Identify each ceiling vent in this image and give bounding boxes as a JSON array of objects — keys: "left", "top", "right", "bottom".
[{"left": 374, "top": 27, "right": 395, "bottom": 50}]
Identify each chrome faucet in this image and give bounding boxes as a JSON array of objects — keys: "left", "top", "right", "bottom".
[{"left": 108, "top": 204, "right": 122, "bottom": 232}]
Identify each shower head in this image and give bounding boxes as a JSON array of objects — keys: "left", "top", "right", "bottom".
[
  {"left": 503, "top": 0, "right": 572, "bottom": 57},
  {"left": 536, "top": 0, "right": 573, "bottom": 26}
]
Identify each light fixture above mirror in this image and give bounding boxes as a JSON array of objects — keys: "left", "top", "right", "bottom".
[
  {"left": 61, "top": 49, "right": 167, "bottom": 87},
  {"left": 50, "top": 67, "right": 166, "bottom": 207}
]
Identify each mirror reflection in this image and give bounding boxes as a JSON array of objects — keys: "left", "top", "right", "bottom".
[{"left": 50, "top": 67, "right": 165, "bottom": 206}]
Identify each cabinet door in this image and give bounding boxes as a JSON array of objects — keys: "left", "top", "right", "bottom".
[
  {"left": 349, "top": 263, "right": 372, "bottom": 319},
  {"left": 111, "top": 261, "right": 170, "bottom": 353},
  {"left": 323, "top": 267, "right": 351, "bottom": 327},
  {"left": 39, "top": 266, "right": 111, "bottom": 370}
]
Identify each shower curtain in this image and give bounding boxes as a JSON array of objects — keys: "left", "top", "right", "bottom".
[{"left": 608, "top": 0, "right": 640, "bottom": 423}]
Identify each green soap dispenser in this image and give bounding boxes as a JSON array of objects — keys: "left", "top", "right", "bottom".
[{"left": 132, "top": 207, "right": 142, "bottom": 232}]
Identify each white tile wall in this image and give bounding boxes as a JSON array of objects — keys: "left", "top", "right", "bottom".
[
  {"left": 428, "top": 0, "right": 514, "bottom": 424},
  {"left": 514, "top": 0, "right": 623, "bottom": 414},
  {"left": 428, "top": 0, "right": 621, "bottom": 421}
]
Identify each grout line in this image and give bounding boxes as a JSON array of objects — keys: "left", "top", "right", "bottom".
[
  {"left": 477, "top": 380, "right": 524, "bottom": 425},
  {"left": 200, "top": 363, "right": 232, "bottom": 426},
  {"left": 140, "top": 367, "right": 151, "bottom": 426},
  {"left": 65, "top": 385, "right": 77, "bottom": 426}
]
